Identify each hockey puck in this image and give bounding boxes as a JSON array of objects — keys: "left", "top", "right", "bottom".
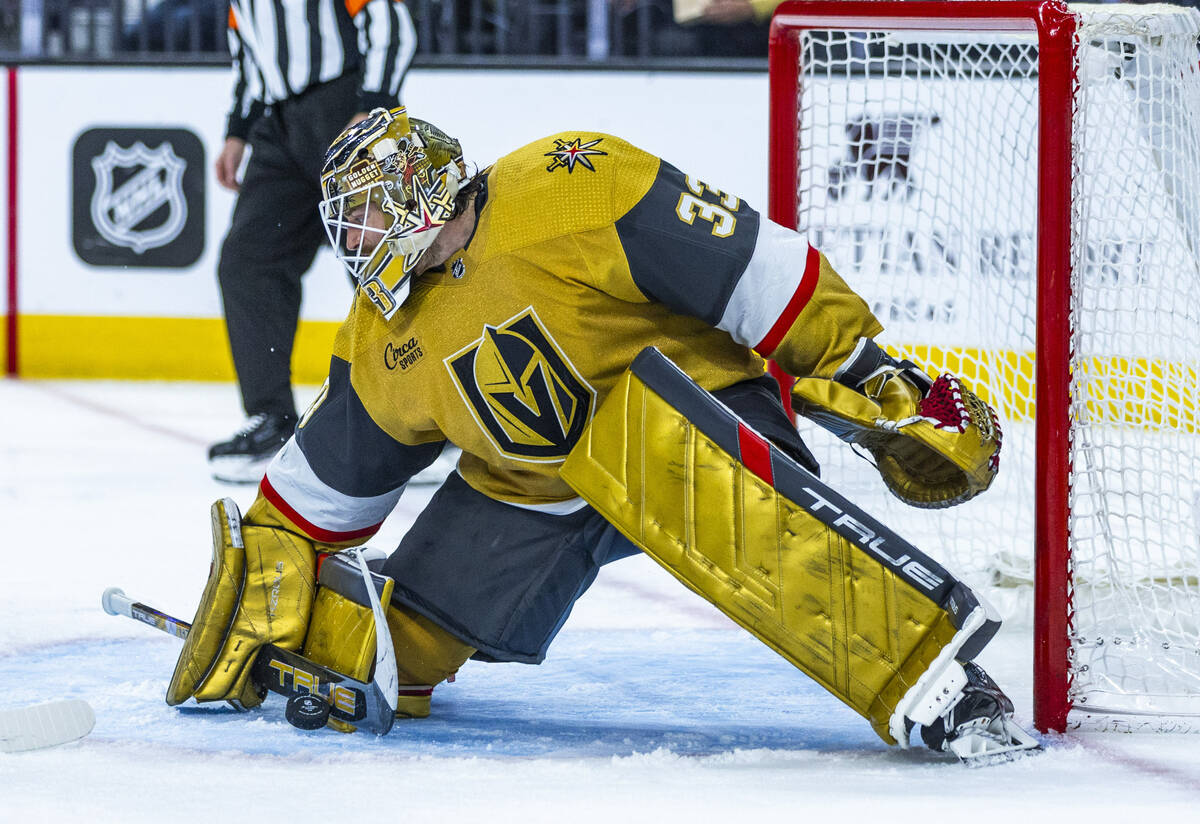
[{"left": 285, "top": 694, "right": 331, "bottom": 730}]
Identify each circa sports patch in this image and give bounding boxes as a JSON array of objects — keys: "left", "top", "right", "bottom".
[{"left": 383, "top": 335, "right": 425, "bottom": 372}]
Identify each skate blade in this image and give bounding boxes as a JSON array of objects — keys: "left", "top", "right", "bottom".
[
  {"left": 210, "top": 454, "right": 274, "bottom": 485},
  {"left": 957, "top": 741, "right": 1042, "bottom": 767},
  {"left": 949, "top": 717, "right": 1042, "bottom": 767}
]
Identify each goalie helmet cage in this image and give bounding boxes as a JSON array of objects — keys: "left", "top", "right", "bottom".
[{"left": 767, "top": 0, "right": 1200, "bottom": 734}]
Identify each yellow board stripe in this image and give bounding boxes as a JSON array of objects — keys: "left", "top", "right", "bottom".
[
  {"left": 11, "top": 315, "right": 340, "bottom": 383},
  {"left": 893, "top": 345, "right": 1037, "bottom": 421},
  {"left": 6, "top": 318, "right": 1196, "bottom": 432},
  {"left": 895, "top": 344, "right": 1200, "bottom": 431}
]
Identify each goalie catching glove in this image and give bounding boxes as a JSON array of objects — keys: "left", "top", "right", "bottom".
[{"left": 792, "top": 339, "right": 1002, "bottom": 508}]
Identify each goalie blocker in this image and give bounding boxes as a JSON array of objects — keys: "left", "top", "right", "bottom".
[
  {"left": 560, "top": 347, "right": 1035, "bottom": 757},
  {"left": 164, "top": 498, "right": 474, "bottom": 730}
]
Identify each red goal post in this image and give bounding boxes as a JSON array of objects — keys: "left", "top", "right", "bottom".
[{"left": 767, "top": 0, "right": 1200, "bottom": 734}]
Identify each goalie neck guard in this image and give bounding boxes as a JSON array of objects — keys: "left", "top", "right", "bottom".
[{"left": 319, "top": 107, "right": 467, "bottom": 319}]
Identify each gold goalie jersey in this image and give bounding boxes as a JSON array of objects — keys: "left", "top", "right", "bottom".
[{"left": 254, "top": 133, "right": 882, "bottom": 544}]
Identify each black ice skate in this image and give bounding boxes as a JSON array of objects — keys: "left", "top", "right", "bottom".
[
  {"left": 207, "top": 413, "right": 295, "bottom": 484},
  {"left": 915, "top": 661, "right": 1040, "bottom": 764}
]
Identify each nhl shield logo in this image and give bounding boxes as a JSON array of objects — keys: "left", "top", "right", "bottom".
[
  {"left": 90, "top": 141, "right": 188, "bottom": 254},
  {"left": 72, "top": 127, "right": 205, "bottom": 268}
]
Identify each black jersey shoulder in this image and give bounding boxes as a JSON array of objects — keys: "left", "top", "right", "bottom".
[{"left": 614, "top": 159, "right": 760, "bottom": 326}]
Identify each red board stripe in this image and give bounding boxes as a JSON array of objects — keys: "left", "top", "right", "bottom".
[
  {"left": 6, "top": 67, "right": 18, "bottom": 376},
  {"left": 260, "top": 475, "right": 382, "bottom": 544},
  {"left": 737, "top": 422, "right": 774, "bottom": 486},
  {"left": 753, "top": 244, "right": 820, "bottom": 358}
]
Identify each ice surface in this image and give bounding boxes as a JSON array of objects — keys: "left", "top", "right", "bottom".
[{"left": 2, "top": 378, "right": 1199, "bottom": 822}]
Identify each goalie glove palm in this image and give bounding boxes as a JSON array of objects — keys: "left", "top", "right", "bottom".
[{"left": 793, "top": 367, "right": 1001, "bottom": 508}]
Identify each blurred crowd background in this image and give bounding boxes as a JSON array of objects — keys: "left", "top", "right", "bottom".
[{"left": 0, "top": 0, "right": 787, "bottom": 65}]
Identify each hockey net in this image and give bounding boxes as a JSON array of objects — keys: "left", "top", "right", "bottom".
[{"left": 768, "top": 1, "right": 1200, "bottom": 731}]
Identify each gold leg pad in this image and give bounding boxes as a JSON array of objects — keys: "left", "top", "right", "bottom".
[
  {"left": 562, "top": 355, "right": 966, "bottom": 745},
  {"left": 302, "top": 582, "right": 475, "bottom": 722}
]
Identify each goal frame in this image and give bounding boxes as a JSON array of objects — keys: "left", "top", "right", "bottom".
[{"left": 767, "top": 0, "right": 1078, "bottom": 733}]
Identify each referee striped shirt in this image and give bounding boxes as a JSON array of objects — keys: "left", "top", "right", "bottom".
[{"left": 225, "top": 0, "right": 417, "bottom": 139}]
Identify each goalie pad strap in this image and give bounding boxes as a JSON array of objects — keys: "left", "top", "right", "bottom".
[{"left": 560, "top": 347, "right": 999, "bottom": 744}]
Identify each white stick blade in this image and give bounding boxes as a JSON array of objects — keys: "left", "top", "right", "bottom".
[
  {"left": 351, "top": 549, "right": 398, "bottom": 715},
  {"left": 0, "top": 700, "right": 95, "bottom": 753}
]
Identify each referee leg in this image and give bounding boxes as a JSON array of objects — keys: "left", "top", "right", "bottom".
[{"left": 216, "top": 119, "right": 325, "bottom": 421}]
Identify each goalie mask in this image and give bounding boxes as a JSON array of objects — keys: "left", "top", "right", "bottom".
[{"left": 319, "top": 107, "right": 467, "bottom": 319}]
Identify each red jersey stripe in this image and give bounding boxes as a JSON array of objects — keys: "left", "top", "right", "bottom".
[
  {"left": 753, "top": 244, "right": 821, "bottom": 357},
  {"left": 260, "top": 475, "right": 382, "bottom": 544}
]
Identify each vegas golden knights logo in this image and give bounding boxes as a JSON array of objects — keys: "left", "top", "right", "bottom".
[{"left": 446, "top": 308, "right": 595, "bottom": 462}]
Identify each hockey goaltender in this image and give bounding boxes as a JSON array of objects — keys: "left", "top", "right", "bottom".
[{"left": 163, "top": 107, "right": 1039, "bottom": 763}]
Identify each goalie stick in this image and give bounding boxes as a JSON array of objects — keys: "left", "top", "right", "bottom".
[
  {"left": 102, "top": 549, "right": 398, "bottom": 736},
  {"left": 0, "top": 700, "right": 95, "bottom": 753}
]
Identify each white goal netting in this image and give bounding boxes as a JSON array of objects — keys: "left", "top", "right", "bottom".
[{"left": 780, "top": 2, "right": 1200, "bottom": 726}]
